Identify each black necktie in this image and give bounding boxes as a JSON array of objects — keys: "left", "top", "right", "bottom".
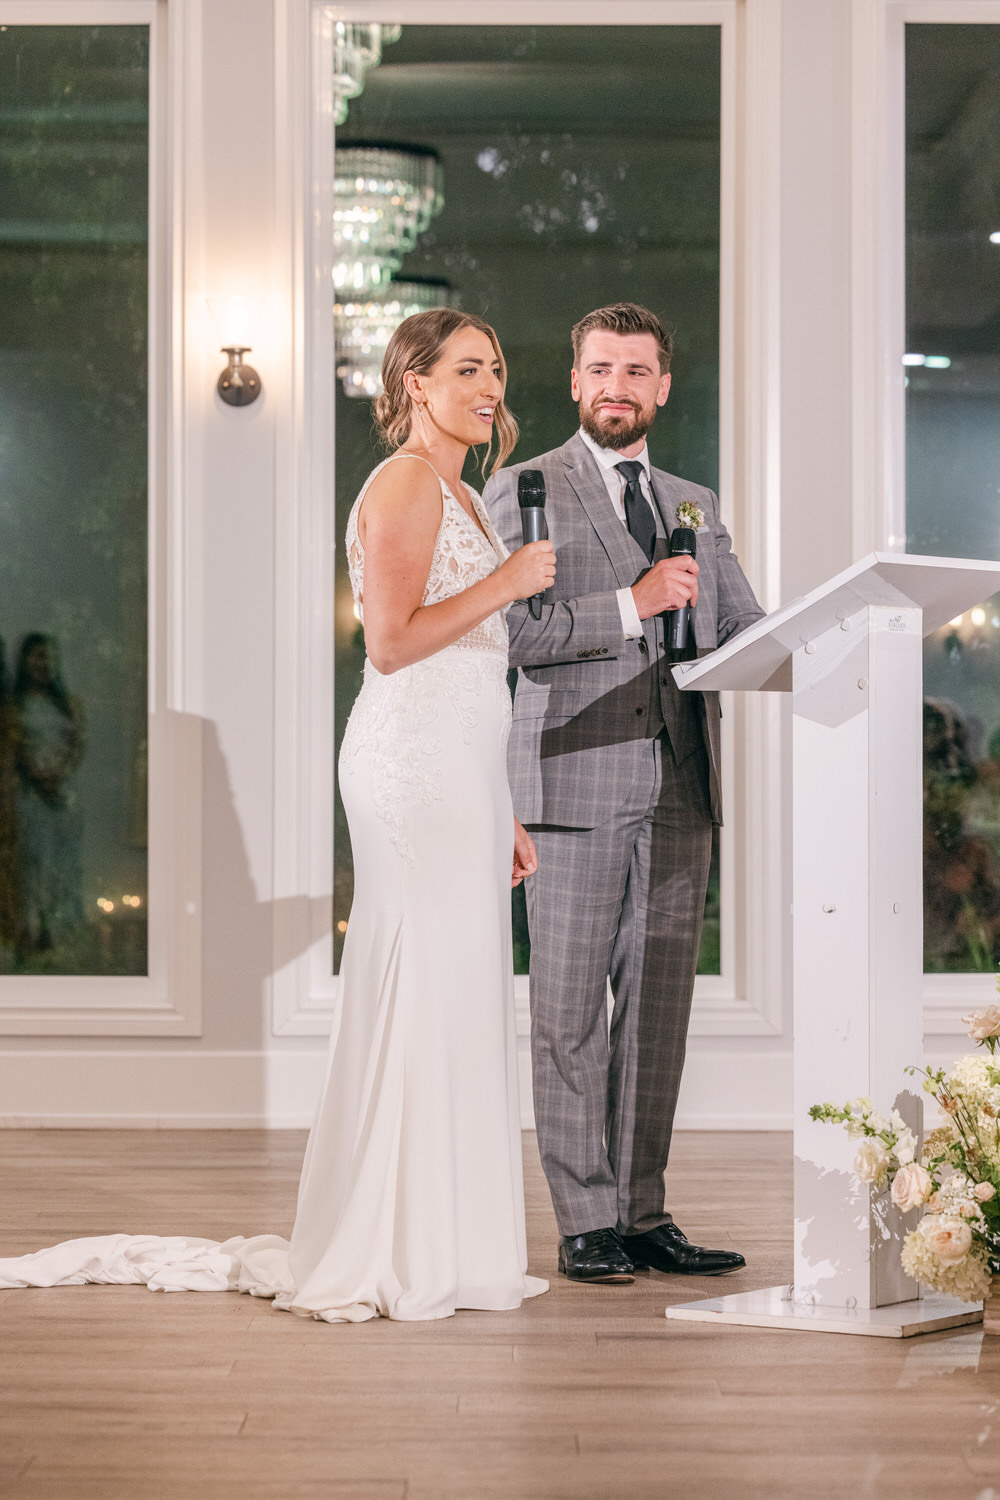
[{"left": 615, "top": 460, "right": 656, "bottom": 563}]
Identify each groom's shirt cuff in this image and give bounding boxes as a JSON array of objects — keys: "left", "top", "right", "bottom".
[{"left": 616, "top": 587, "right": 644, "bottom": 639}]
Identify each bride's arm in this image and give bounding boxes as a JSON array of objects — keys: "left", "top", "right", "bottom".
[{"left": 360, "top": 457, "right": 554, "bottom": 675}]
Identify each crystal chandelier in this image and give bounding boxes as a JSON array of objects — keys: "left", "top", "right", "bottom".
[
  {"left": 330, "top": 21, "right": 401, "bottom": 126},
  {"left": 333, "top": 143, "right": 444, "bottom": 294},
  {"left": 335, "top": 279, "right": 454, "bottom": 398},
  {"left": 333, "top": 141, "right": 449, "bottom": 398}
]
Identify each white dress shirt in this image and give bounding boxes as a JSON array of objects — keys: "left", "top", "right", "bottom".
[{"left": 577, "top": 427, "right": 652, "bottom": 639}]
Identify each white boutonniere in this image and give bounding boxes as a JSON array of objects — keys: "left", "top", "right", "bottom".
[{"left": 675, "top": 500, "right": 705, "bottom": 531}]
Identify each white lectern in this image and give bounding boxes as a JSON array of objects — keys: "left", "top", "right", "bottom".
[{"left": 666, "top": 553, "right": 1000, "bottom": 1337}]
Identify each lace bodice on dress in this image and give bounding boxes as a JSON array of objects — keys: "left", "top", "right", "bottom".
[
  {"left": 345, "top": 454, "right": 509, "bottom": 660},
  {"left": 341, "top": 455, "right": 512, "bottom": 868}
]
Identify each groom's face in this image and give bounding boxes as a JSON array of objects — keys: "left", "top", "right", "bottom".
[{"left": 572, "top": 330, "right": 671, "bottom": 452}]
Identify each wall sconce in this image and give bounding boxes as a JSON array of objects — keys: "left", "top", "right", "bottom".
[
  {"left": 218, "top": 346, "right": 261, "bottom": 406},
  {"left": 207, "top": 296, "right": 264, "bottom": 407}
]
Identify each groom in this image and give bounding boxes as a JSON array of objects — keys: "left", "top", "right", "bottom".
[{"left": 484, "top": 303, "right": 763, "bottom": 1282}]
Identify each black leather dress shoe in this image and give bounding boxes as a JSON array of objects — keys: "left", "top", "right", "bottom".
[
  {"left": 558, "top": 1228, "right": 635, "bottom": 1283},
  {"left": 621, "top": 1223, "right": 746, "bottom": 1277}
]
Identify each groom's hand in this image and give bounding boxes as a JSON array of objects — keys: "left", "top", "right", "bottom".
[{"left": 630, "top": 556, "right": 699, "bottom": 620}]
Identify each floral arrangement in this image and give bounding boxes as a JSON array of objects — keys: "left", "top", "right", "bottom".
[
  {"left": 674, "top": 500, "right": 705, "bottom": 531},
  {"left": 810, "top": 1001, "right": 1000, "bottom": 1304}
]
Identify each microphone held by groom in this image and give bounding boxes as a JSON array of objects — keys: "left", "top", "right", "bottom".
[{"left": 484, "top": 301, "right": 764, "bottom": 1285}]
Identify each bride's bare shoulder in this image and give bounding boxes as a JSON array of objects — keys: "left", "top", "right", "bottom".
[{"left": 360, "top": 455, "right": 443, "bottom": 530}]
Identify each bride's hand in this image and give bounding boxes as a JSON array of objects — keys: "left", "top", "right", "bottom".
[
  {"left": 496, "top": 541, "right": 556, "bottom": 606},
  {"left": 511, "top": 818, "right": 538, "bottom": 888}
]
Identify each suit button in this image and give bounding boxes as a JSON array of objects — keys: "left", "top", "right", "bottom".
[
  {"left": 600, "top": 647, "right": 608, "bottom": 654},
  {"left": 637, "top": 640, "right": 648, "bottom": 655},
  {"left": 635, "top": 706, "right": 645, "bottom": 716}
]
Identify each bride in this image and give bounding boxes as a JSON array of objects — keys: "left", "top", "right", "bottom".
[{"left": 0, "top": 310, "right": 555, "bottom": 1322}]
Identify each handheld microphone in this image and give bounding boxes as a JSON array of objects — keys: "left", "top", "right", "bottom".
[
  {"left": 665, "top": 528, "right": 697, "bottom": 651},
  {"left": 517, "top": 469, "right": 548, "bottom": 620}
]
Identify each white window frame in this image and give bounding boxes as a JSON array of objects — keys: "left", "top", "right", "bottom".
[
  {"left": 271, "top": 0, "right": 785, "bottom": 1040},
  {"left": 0, "top": 0, "right": 203, "bottom": 1036},
  {"left": 850, "top": 0, "right": 1000, "bottom": 1033}
]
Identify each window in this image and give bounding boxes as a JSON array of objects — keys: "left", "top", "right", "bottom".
[
  {"left": 330, "top": 22, "right": 724, "bottom": 974},
  {"left": 0, "top": 22, "right": 149, "bottom": 977},
  {"left": 906, "top": 22, "right": 1000, "bottom": 972}
]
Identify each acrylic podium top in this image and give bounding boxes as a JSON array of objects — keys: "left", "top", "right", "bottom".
[{"left": 673, "top": 551, "right": 1000, "bottom": 693}]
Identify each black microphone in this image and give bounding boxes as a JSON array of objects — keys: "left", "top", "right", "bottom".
[
  {"left": 517, "top": 469, "right": 548, "bottom": 620},
  {"left": 665, "top": 527, "right": 697, "bottom": 651}
]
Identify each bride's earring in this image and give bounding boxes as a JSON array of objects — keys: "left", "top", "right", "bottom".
[
  {"left": 411, "top": 396, "right": 432, "bottom": 445},
  {"left": 404, "top": 372, "right": 431, "bottom": 446}
]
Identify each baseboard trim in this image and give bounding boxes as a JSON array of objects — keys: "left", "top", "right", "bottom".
[
  {"left": 0, "top": 1045, "right": 797, "bottom": 1131},
  {"left": 0, "top": 1037, "right": 977, "bottom": 1131}
]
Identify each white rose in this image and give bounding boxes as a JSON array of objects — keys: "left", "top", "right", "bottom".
[
  {"left": 974, "top": 1181, "right": 996, "bottom": 1202},
  {"left": 920, "top": 1215, "right": 973, "bottom": 1264},
  {"left": 854, "top": 1139, "right": 891, "bottom": 1185},
  {"left": 963, "top": 1005, "right": 1000, "bottom": 1041},
  {"left": 890, "top": 1163, "right": 932, "bottom": 1211}
]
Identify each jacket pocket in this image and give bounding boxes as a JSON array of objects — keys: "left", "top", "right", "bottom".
[{"left": 513, "top": 688, "right": 581, "bottom": 719}]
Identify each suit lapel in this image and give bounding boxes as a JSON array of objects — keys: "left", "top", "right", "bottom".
[{"left": 561, "top": 435, "right": 647, "bottom": 588}]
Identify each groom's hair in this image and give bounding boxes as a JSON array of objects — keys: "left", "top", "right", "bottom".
[{"left": 571, "top": 303, "right": 673, "bottom": 375}]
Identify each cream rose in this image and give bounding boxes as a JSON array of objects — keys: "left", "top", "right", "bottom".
[
  {"left": 974, "top": 1181, "right": 996, "bottom": 1202},
  {"left": 854, "top": 1139, "right": 891, "bottom": 1185},
  {"left": 963, "top": 1005, "right": 1000, "bottom": 1042},
  {"left": 890, "top": 1163, "right": 932, "bottom": 1211},
  {"left": 920, "top": 1215, "right": 973, "bottom": 1264}
]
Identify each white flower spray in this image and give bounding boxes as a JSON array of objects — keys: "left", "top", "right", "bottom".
[{"left": 810, "top": 988, "right": 1000, "bottom": 1304}]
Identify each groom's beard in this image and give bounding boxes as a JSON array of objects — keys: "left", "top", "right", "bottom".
[{"left": 579, "top": 396, "right": 656, "bottom": 451}]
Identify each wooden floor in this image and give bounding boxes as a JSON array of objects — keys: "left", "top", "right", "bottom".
[{"left": 2, "top": 1131, "right": 1000, "bottom": 1500}]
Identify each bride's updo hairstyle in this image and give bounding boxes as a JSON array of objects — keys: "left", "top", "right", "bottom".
[{"left": 374, "top": 308, "right": 519, "bottom": 472}]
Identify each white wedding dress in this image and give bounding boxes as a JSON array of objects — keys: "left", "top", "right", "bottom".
[{"left": 0, "top": 455, "right": 548, "bottom": 1323}]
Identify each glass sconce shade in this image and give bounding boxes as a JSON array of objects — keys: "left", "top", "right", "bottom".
[{"left": 207, "top": 295, "right": 264, "bottom": 350}]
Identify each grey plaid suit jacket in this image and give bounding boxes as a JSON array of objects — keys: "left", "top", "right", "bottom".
[{"left": 483, "top": 433, "right": 764, "bottom": 829}]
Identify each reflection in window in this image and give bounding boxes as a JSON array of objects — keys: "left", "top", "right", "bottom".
[
  {"left": 0, "top": 26, "right": 148, "bottom": 975},
  {"left": 331, "top": 24, "right": 722, "bottom": 974},
  {"left": 907, "top": 25, "right": 1000, "bottom": 971}
]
